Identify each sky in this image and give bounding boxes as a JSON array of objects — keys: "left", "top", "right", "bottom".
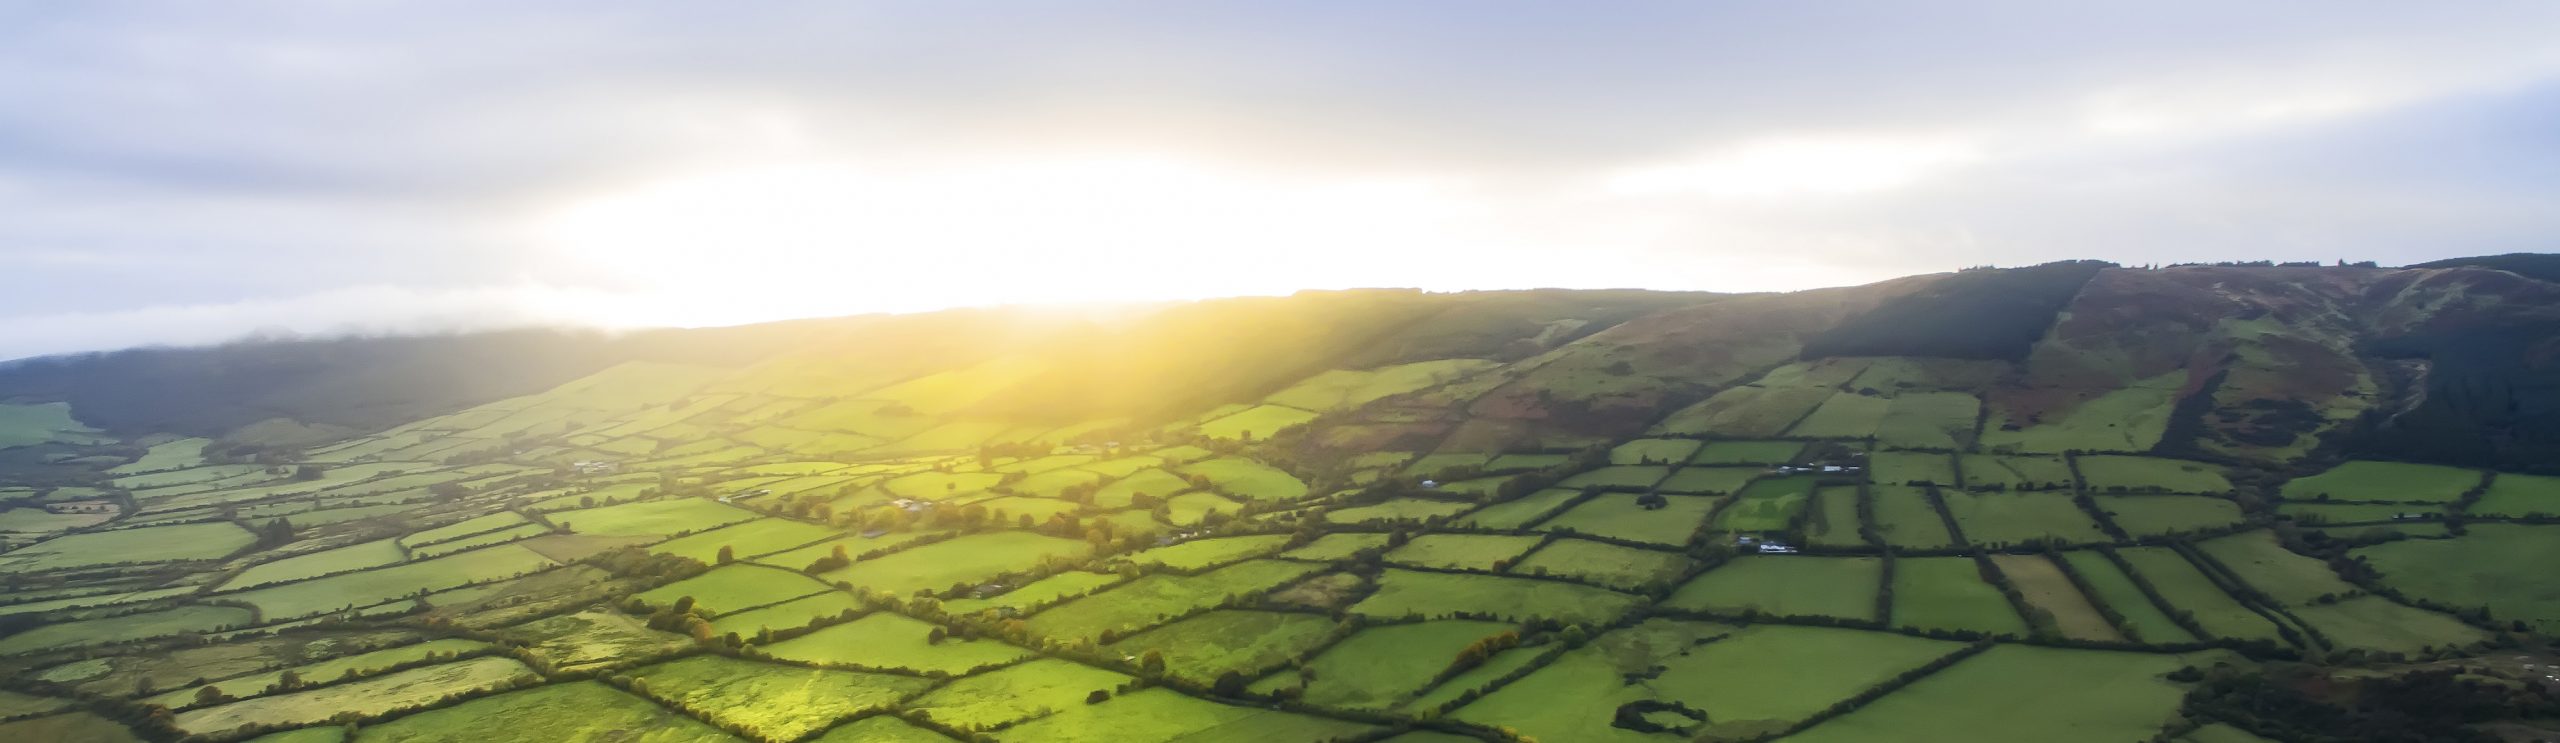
[{"left": 3, "top": 2, "right": 2558, "bottom": 360}]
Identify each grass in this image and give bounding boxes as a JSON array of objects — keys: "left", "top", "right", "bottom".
[
  {"left": 1656, "top": 466, "right": 1761, "bottom": 495},
  {"left": 1177, "top": 457, "right": 1307, "bottom": 501},
  {"left": 0, "top": 605, "right": 254, "bottom": 655},
  {"left": 1263, "top": 360, "right": 1496, "bottom": 411},
  {"left": 1871, "top": 450, "right": 1956, "bottom": 486},
  {"left": 2097, "top": 495, "right": 2244, "bottom": 536},
  {"left": 2281, "top": 460, "right": 2480, "bottom": 503},
  {"left": 230, "top": 544, "right": 558, "bottom": 619},
  {"left": 1959, "top": 454, "right": 2075, "bottom": 491},
  {"left": 1195, "top": 404, "right": 1320, "bottom": 440},
  {"left": 1666, "top": 556, "right": 1880, "bottom": 621},
  {"left": 1454, "top": 488, "right": 1583, "bottom": 529},
  {"left": 2195, "top": 531, "right": 2356, "bottom": 606},
  {"left": 1087, "top": 468, "right": 1190, "bottom": 509},
  {"left": 402, "top": 511, "right": 530, "bottom": 546},
  {"left": 1652, "top": 385, "right": 1832, "bottom": 437},
  {"left": 1385, "top": 534, "right": 1545, "bottom": 570},
  {"left": 1106, "top": 610, "right": 1335, "bottom": 684},
  {"left": 1991, "top": 554, "right": 2122, "bottom": 641},
  {"left": 1717, "top": 475, "right": 1814, "bottom": 531},
  {"left": 2278, "top": 502, "right": 2441, "bottom": 525},
  {"left": 761, "top": 612, "right": 1030, "bottom": 673},
  {"left": 752, "top": 530, "right": 942, "bottom": 573},
  {"left": 1871, "top": 486, "right": 1956, "bottom": 549},
  {"left": 1892, "top": 557, "right": 2027, "bottom": 635},
  {"left": 551, "top": 498, "right": 757, "bottom": 537},
  {"left": 1807, "top": 486, "right": 1866, "bottom": 547},
  {"left": 1351, "top": 569, "right": 1639, "bottom": 625},
  {"left": 823, "top": 531, "right": 1093, "bottom": 596},
  {"left": 0, "top": 402, "right": 106, "bottom": 448},
  {"left": 648, "top": 518, "right": 841, "bottom": 563},
  {"left": 1280, "top": 532, "right": 1390, "bottom": 561},
  {"left": 2468, "top": 472, "right": 2560, "bottom": 517},
  {"left": 171, "top": 657, "right": 537, "bottom": 736},
  {"left": 1692, "top": 440, "right": 1803, "bottom": 465},
  {"left": 1609, "top": 438, "right": 1703, "bottom": 465},
  {"left": 152, "top": 638, "right": 495, "bottom": 710},
  {"left": 1874, "top": 392, "right": 1982, "bottom": 449},
  {"left": 1000, "top": 686, "right": 1369, "bottom": 743},
  {"left": 635, "top": 563, "right": 832, "bottom": 616},
  {"left": 709, "top": 591, "right": 863, "bottom": 637},
  {"left": 1509, "top": 538, "right": 1694, "bottom": 590},
  {"left": 2077, "top": 455, "right": 2234, "bottom": 493},
  {"left": 940, "top": 571, "right": 1123, "bottom": 616},
  {"left": 1301, "top": 620, "right": 1514, "bottom": 709},
  {"left": 810, "top": 716, "right": 950, "bottom": 742},
  {"left": 359, "top": 680, "right": 734, "bottom": 743},
  {"left": 1783, "top": 644, "right": 2193, "bottom": 743},
  {"left": 1539, "top": 493, "right": 1713, "bottom": 546},
  {"left": 1977, "top": 372, "right": 2186, "bottom": 454},
  {"left": 0, "top": 712, "right": 143, "bottom": 743},
  {"left": 1937, "top": 491, "right": 2110, "bottom": 546},
  {"left": 1326, "top": 498, "right": 1473, "bottom": 524},
  {"left": 220, "top": 539, "right": 409, "bottom": 590},
  {"left": 1785, "top": 392, "right": 1890, "bottom": 438},
  {"left": 412, "top": 523, "right": 552, "bottom": 558},
  {"left": 2060, "top": 551, "right": 2196, "bottom": 644},
  {"left": 2116, "top": 547, "right": 2283, "bottom": 641},
  {"left": 501, "top": 611, "right": 690, "bottom": 672},
  {"left": 0, "top": 521, "right": 255, "bottom": 572},
  {"left": 1559, "top": 465, "right": 1671, "bottom": 491},
  {"left": 910, "top": 657, "right": 1132, "bottom": 730},
  {"left": 632, "top": 655, "right": 933, "bottom": 741},
  {"left": 2290, "top": 596, "right": 2488, "bottom": 653},
  {"left": 1125, "top": 535, "right": 1292, "bottom": 571},
  {"left": 2356, "top": 524, "right": 2560, "bottom": 633},
  {"left": 1026, "top": 560, "right": 1323, "bottom": 641}
]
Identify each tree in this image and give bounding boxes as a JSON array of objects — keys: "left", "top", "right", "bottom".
[
  {"left": 716, "top": 545, "right": 735, "bottom": 565},
  {"left": 1141, "top": 649, "right": 1166, "bottom": 676},
  {"left": 194, "top": 686, "right": 230, "bottom": 706},
  {"left": 293, "top": 464, "right": 327, "bottom": 481}
]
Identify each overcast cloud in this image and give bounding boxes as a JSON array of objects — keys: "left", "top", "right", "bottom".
[{"left": 4, "top": 1, "right": 2557, "bottom": 360}]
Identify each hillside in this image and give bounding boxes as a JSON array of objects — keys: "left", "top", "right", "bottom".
[{"left": 2, "top": 259, "right": 2559, "bottom": 742}]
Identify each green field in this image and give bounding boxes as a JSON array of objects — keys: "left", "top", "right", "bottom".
[
  {"left": 1194, "top": 404, "right": 1320, "bottom": 440},
  {"left": 1300, "top": 620, "right": 1514, "bottom": 709},
  {"left": 1352, "top": 569, "right": 1639, "bottom": 625},
  {"left": 1976, "top": 373, "right": 2185, "bottom": 454},
  {"left": 1651, "top": 385, "right": 1832, "bottom": 437},
  {"left": 1959, "top": 454, "right": 2075, "bottom": 491},
  {"left": 1124, "top": 535, "right": 1291, "bottom": 571},
  {"left": 1176, "top": 457, "right": 1308, "bottom": 501},
  {"left": 1691, "top": 440, "right": 1803, "bottom": 465},
  {"left": 2468, "top": 472, "right": 2560, "bottom": 517},
  {"left": 2291, "top": 595, "right": 2487, "bottom": 653},
  {"left": 2059, "top": 551, "right": 2197, "bottom": 644},
  {"left": 0, "top": 605, "right": 254, "bottom": 655},
  {"left": 1716, "top": 475, "right": 1814, "bottom": 531},
  {"left": 2115, "top": 547, "right": 2282, "bottom": 641},
  {"left": 1806, "top": 486, "right": 1867, "bottom": 547},
  {"left": 1559, "top": 465, "right": 1672, "bottom": 491},
  {"left": 709, "top": 591, "right": 864, "bottom": 637},
  {"left": 1453, "top": 488, "right": 1583, "bottom": 529},
  {"left": 1892, "top": 557, "right": 2027, "bottom": 635},
  {"left": 173, "top": 657, "right": 538, "bottom": 736},
  {"left": 219, "top": 539, "right": 409, "bottom": 590},
  {"left": 1609, "top": 438, "right": 1702, "bottom": 465},
  {"left": 1384, "top": 534, "right": 1544, "bottom": 570},
  {"left": 1937, "top": 491, "right": 2109, "bottom": 546},
  {"left": 0, "top": 402, "right": 107, "bottom": 449},
  {"left": 1001, "top": 686, "right": 1370, "bottom": 743},
  {"left": 360, "top": 680, "right": 735, "bottom": 742},
  {"left": 634, "top": 563, "right": 832, "bottom": 616},
  {"left": 2281, "top": 460, "right": 2480, "bottom": 503},
  {"left": 1656, "top": 466, "right": 1761, "bottom": 495},
  {"left": 1786, "top": 392, "right": 1890, "bottom": 438},
  {"left": 1871, "top": 486, "right": 1957, "bottom": 549},
  {"left": 2077, "top": 455, "right": 2234, "bottom": 493},
  {"left": 551, "top": 498, "right": 757, "bottom": 537},
  {"left": 1874, "top": 391, "right": 1982, "bottom": 449},
  {"left": 761, "top": 612, "right": 1030, "bottom": 673},
  {"left": 1025, "top": 560, "right": 1321, "bottom": 641},
  {"left": 1538, "top": 493, "right": 1713, "bottom": 545},
  {"left": 636, "top": 655, "right": 932, "bottom": 739},
  {"left": 229, "top": 544, "right": 558, "bottom": 619},
  {"left": 1991, "top": 554, "right": 2122, "bottom": 641},
  {"left": 647, "top": 518, "right": 840, "bottom": 562},
  {"left": 825, "top": 531, "right": 1094, "bottom": 596},
  {"left": 1105, "top": 609, "right": 1334, "bottom": 684},
  {"left": 2356, "top": 524, "right": 2560, "bottom": 633},
  {"left": 1784, "top": 644, "right": 2192, "bottom": 743},
  {"left": 1508, "top": 538, "right": 1694, "bottom": 590},
  {"left": 152, "top": 638, "right": 494, "bottom": 710},
  {"left": 1324, "top": 498, "right": 1472, "bottom": 524},
  {"left": 2097, "top": 495, "right": 2245, "bottom": 536},
  {"left": 1279, "top": 532, "right": 1391, "bottom": 561},
  {"left": 1667, "top": 556, "right": 1879, "bottom": 620},
  {"left": 0, "top": 521, "right": 256, "bottom": 572},
  {"left": 2194, "top": 531, "right": 2356, "bottom": 606},
  {"left": 910, "top": 657, "right": 1132, "bottom": 730},
  {"left": 1872, "top": 450, "right": 1956, "bottom": 486}
]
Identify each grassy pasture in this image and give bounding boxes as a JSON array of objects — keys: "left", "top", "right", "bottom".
[
  {"left": 1510, "top": 538, "right": 1693, "bottom": 590},
  {"left": 1892, "top": 557, "right": 2027, "bottom": 635},
  {"left": 1691, "top": 440, "right": 1803, "bottom": 465},
  {"left": 826, "top": 531, "right": 1093, "bottom": 596},
  {"left": 2097, "top": 495, "right": 2244, "bottom": 536},
  {"left": 1609, "top": 438, "right": 1702, "bottom": 465},
  {"left": 412, "top": 523, "right": 551, "bottom": 558},
  {"left": 1177, "top": 457, "right": 1306, "bottom": 501},
  {"left": 882, "top": 471, "right": 1007, "bottom": 501},
  {"left": 502, "top": 611, "right": 690, "bottom": 672},
  {"left": 2278, "top": 502, "right": 2440, "bottom": 525},
  {"left": 0, "top": 521, "right": 255, "bottom": 572},
  {"left": 0, "top": 402, "right": 106, "bottom": 448},
  {"left": 762, "top": 612, "right": 1030, "bottom": 673},
  {"left": 2116, "top": 547, "right": 2282, "bottom": 642},
  {"left": 402, "top": 511, "right": 530, "bottom": 546},
  {"left": 2355, "top": 524, "right": 2560, "bottom": 633},
  {"left": 1539, "top": 493, "right": 1713, "bottom": 545},
  {"left": 1651, "top": 385, "right": 1832, "bottom": 437},
  {"left": 1126, "top": 535, "right": 1293, "bottom": 572},
  {"left": 635, "top": 655, "right": 933, "bottom": 741},
  {"left": 0, "top": 605, "right": 254, "bottom": 655},
  {"left": 1656, "top": 466, "right": 1761, "bottom": 495},
  {"left": 1453, "top": 488, "right": 1582, "bottom": 528},
  {"left": 1301, "top": 620, "right": 1514, "bottom": 709},
  {"left": 1026, "top": 560, "right": 1321, "bottom": 641},
  {"left": 2469, "top": 473, "right": 2560, "bottom": 517},
  {"left": 1991, "top": 554, "right": 2122, "bottom": 641},
  {"left": 1937, "top": 491, "right": 2109, "bottom": 546},
  {"left": 1263, "top": 360, "right": 1495, "bottom": 411},
  {"left": 940, "top": 571, "right": 1124, "bottom": 616},
  {"left": 221, "top": 539, "right": 408, "bottom": 590},
  {"left": 2290, "top": 596, "right": 2487, "bottom": 653},
  {"left": 1001, "top": 686, "right": 1369, "bottom": 743},
  {"left": 360, "top": 680, "right": 733, "bottom": 743},
  {"left": 1002, "top": 467, "right": 1106, "bottom": 498},
  {"left": 910, "top": 657, "right": 1132, "bottom": 730},
  {"left": 1874, "top": 391, "right": 1981, "bottom": 449},
  {"left": 1326, "top": 498, "right": 1473, "bottom": 524},
  {"left": 1959, "top": 454, "right": 2075, "bottom": 491},
  {"left": 0, "top": 507, "right": 109, "bottom": 537},
  {"left": 552, "top": 498, "right": 756, "bottom": 537},
  {"left": 2078, "top": 455, "right": 2234, "bottom": 493},
  {"left": 108, "top": 437, "right": 211, "bottom": 474},
  {"left": 1195, "top": 404, "right": 1319, "bottom": 440},
  {"left": 1977, "top": 374, "right": 2185, "bottom": 454},
  {"left": 1385, "top": 534, "right": 1544, "bottom": 570},
  {"left": 0, "top": 712, "right": 142, "bottom": 743},
  {"left": 2195, "top": 531, "right": 2356, "bottom": 605},
  {"left": 1559, "top": 465, "right": 1671, "bottom": 491},
  {"left": 1717, "top": 475, "right": 1814, "bottom": 531},
  {"left": 811, "top": 716, "right": 950, "bottom": 742},
  {"left": 752, "top": 529, "right": 941, "bottom": 572},
  {"left": 172, "top": 657, "right": 538, "bottom": 736},
  {"left": 1807, "top": 486, "right": 1865, "bottom": 547},
  {"left": 1161, "top": 492, "right": 1242, "bottom": 525},
  {"left": 1351, "top": 569, "right": 1638, "bottom": 625},
  {"left": 1871, "top": 450, "right": 1956, "bottom": 486},
  {"left": 1870, "top": 486, "right": 1956, "bottom": 549},
  {"left": 231, "top": 544, "right": 558, "bottom": 619},
  {"left": 1280, "top": 532, "right": 1390, "bottom": 561},
  {"left": 1786, "top": 392, "right": 1890, "bottom": 438},
  {"left": 709, "top": 591, "right": 862, "bottom": 637},
  {"left": 2281, "top": 460, "right": 2479, "bottom": 503},
  {"left": 2059, "top": 551, "right": 2196, "bottom": 643},
  {"left": 647, "top": 518, "right": 839, "bottom": 563},
  {"left": 1486, "top": 452, "right": 1571, "bottom": 471},
  {"left": 1667, "top": 556, "right": 1880, "bottom": 621},
  {"left": 1783, "top": 644, "right": 2192, "bottom": 743},
  {"left": 1088, "top": 468, "right": 1189, "bottom": 509},
  {"left": 635, "top": 563, "right": 832, "bottom": 616},
  {"left": 1106, "top": 609, "right": 1334, "bottom": 684}
]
